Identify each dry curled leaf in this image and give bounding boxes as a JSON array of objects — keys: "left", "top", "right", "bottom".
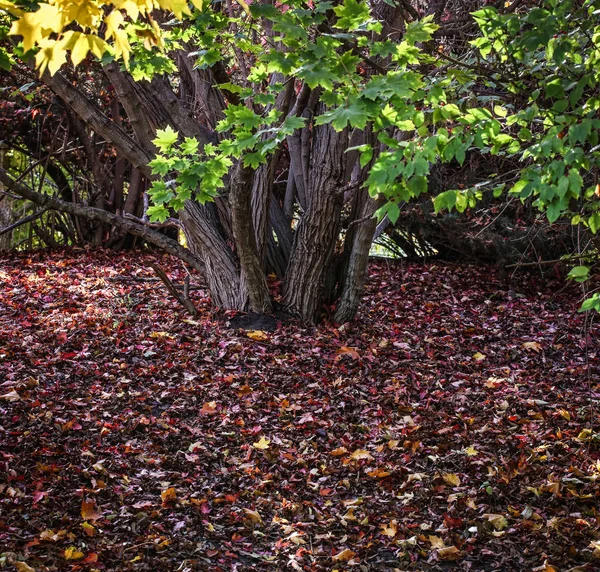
[
  {"left": 350, "top": 449, "right": 373, "bottom": 461},
  {"left": 64, "top": 546, "right": 85, "bottom": 561},
  {"left": 246, "top": 330, "right": 268, "bottom": 341},
  {"left": 161, "top": 487, "right": 177, "bottom": 505},
  {"left": 14, "top": 563, "right": 36, "bottom": 572},
  {"left": 81, "top": 500, "right": 102, "bottom": 521}
]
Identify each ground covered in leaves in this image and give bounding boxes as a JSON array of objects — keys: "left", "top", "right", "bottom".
[{"left": 1, "top": 249, "right": 599, "bottom": 572}]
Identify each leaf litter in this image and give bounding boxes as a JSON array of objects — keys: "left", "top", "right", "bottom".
[{"left": 0, "top": 249, "right": 599, "bottom": 571}]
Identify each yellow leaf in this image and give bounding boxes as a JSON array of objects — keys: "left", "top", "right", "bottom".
[
  {"left": 81, "top": 500, "right": 102, "bottom": 521},
  {"left": 64, "top": 546, "right": 85, "bottom": 561},
  {"left": 472, "top": 352, "right": 486, "bottom": 362},
  {"left": 558, "top": 409, "right": 570, "bottom": 421},
  {"left": 438, "top": 546, "right": 461, "bottom": 560},
  {"left": 483, "top": 513, "right": 508, "bottom": 530},
  {"left": 14, "top": 563, "right": 36, "bottom": 572},
  {"left": 247, "top": 330, "right": 268, "bottom": 341},
  {"left": 428, "top": 535, "right": 446, "bottom": 548},
  {"left": 464, "top": 446, "right": 478, "bottom": 456},
  {"left": 332, "top": 548, "right": 355, "bottom": 562},
  {"left": 443, "top": 473, "right": 461, "bottom": 487},
  {"left": 81, "top": 522, "right": 96, "bottom": 537},
  {"left": 161, "top": 487, "right": 177, "bottom": 505},
  {"left": 253, "top": 436, "right": 270, "bottom": 450},
  {"left": 190, "top": 0, "right": 203, "bottom": 9},
  {"left": 0, "top": 0, "right": 24, "bottom": 17},
  {"left": 350, "top": 449, "right": 373, "bottom": 461}
]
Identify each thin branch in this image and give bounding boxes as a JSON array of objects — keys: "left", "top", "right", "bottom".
[{"left": 0, "top": 207, "right": 49, "bottom": 236}]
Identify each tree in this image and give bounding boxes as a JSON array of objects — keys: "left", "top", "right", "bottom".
[{"left": 1, "top": 0, "right": 599, "bottom": 321}]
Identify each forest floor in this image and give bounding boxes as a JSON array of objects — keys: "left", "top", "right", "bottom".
[{"left": 0, "top": 249, "right": 599, "bottom": 572}]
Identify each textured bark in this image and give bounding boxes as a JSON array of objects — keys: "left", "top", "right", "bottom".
[
  {"left": 283, "top": 122, "right": 348, "bottom": 322},
  {"left": 230, "top": 163, "right": 272, "bottom": 313},
  {"left": 180, "top": 200, "right": 241, "bottom": 309},
  {"left": 334, "top": 195, "right": 382, "bottom": 323},
  {"left": 0, "top": 168, "right": 204, "bottom": 275}
]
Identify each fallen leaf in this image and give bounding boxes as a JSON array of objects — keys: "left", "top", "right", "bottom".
[
  {"left": 247, "top": 330, "right": 268, "bottom": 341},
  {"left": 438, "top": 546, "right": 461, "bottom": 560},
  {"left": 367, "top": 467, "right": 391, "bottom": 478},
  {"left": 428, "top": 535, "right": 446, "bottom": 548},
  {"left": 464, "top": 446, "right": 478, "bottom": 456},
  {"left": 332, "top": 548, "right": 355, "bottom": 562},
  {"left": 472, "top": 352, "right": 486, "bottom": 362},
  {"left": 81, "top": 522, "right": 96, "bottom": 537},
  {"left": 330, "top": 446, "right": 348, "bottom": 457},
  {"left": 243, "top": 508, "right": 263, "bottom": 524},
  {"left": 380, "top": 520, "right": 398, "bottom": 537},
  {"left": 0, "top": 389, "right": 21, "bottom": 401},
  {"left": 522, "top": 341, "right": 542, "bottom": 352},
  {"left": 81, "top": 500, "right": 102, "bottom": 521},
  {"left": 200, "top": 401, "right": 217, "bottom": 414},
  {"left": 350, "top": 449, "right": 373, "bottom": 461},
  {"left": 483, "top": 513, "right": 509, "bottom": 530},
  {"left": 64, "top": 546, "right": 85, "bottom": 561},
  {"left": 161, "top": 487, "right": 177, "bottom": 505},
  {"left": 14, "top": 563, "right": 36, "bottom": 572},
  {"left": 253, "top": 436, "right": 270, "bottom": 449},
  {"left": 443, "top": 473, "right": 461, "bottom": 487}
]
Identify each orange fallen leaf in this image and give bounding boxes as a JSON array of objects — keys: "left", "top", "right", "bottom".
[
  {"left": 522, "top": 341, "right": 542, "bottom": 352},
  {"left": 247, "top": 330, "right": 268, "bottom": 341},
  {"left": 367, "top": 467, "right": 391, "bottom": 478},
  {"left": 161, "top": 487, "right": 177, "bottom": 505},
  {"left": 81, "top": 522, "right": 96, "bottom": 537},
  {"left": 200, "top": 401, "right": 217, "bottom": 414},
  {"left": 330, "top": 446, "right": 348, "bottom": 457},
  {"left": 380, "top": 519, "right": 398, "bottom": 537}
]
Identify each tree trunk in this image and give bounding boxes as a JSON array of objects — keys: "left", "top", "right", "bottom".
[{"left": 283, "top": 122, "right": 348, "bottom": 322}]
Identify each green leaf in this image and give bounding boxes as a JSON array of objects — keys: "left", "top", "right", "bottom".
[
  {"left": 315, "top": 98, "right": 370, "bottom": 130},
  {"left": 567, "top": 265, "right": 590, "bottom": 282},
  {"left": 579, "top": 293, "right": 600, "bottom": 313},
  {"left": 181, "top": 137, "right": 200, "bottom": 155},
  {"left": 153, "top": 126, "right": 179, "bottom": 152},
  {"left": 147, "top": 204, "right": 170, "bottom": 222},
  {"left": 404, "top": 16, "right": 439, "bottom": 46},
  {"left": 333, "top": 0, "right": 371, "bottom": 31}
]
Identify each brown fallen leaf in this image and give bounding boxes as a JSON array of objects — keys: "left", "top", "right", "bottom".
[
  {"left": 332, "top": 548, "right": 356, "bottom": 562},
  {"left": 161, "top": 487, "right": 177, "bottom": 505},
  {"left": 81, "top": 500, "right": 102, "bottom": 521},
  {"left": 522, "top": 341, "right": 542, "bottom": 352},
  {"left": 380, "top": 519, "right": 398, "bottom": 537},
  {"left": 330, "top": 446, "right": 348, "bottom": 457},
  {"left": 0, "top": 389, "right": 21, "bottom": 401},
  {"left": 367, "top": 467, "right": 391, "bottom": 478},
  {"left": 14, "top": 563, "right": 36, "bottom": 572},
  {"left": 243, "top": 508, "right": 263, "bottom": 525}
]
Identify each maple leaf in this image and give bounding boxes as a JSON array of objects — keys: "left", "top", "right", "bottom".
[
  {"left": 247, "top": 330, "right": 269, "bottom": 341},
  {"left": 367, "top": 467, "right": 391, "bottom": 478},
  {"left": 522, "top": 341, "right": 543, "bottom": 352},
  {"left": 350, "top": 449, "right": 373, "bottom": 460},
  {"left": 200, "top": 401, "right": 217, "bottom": 414},
  {"left": 438, "top": 546, "right": 461, "bottom": 560},
  {"left": 472, "top": 352, "right": 486, "bottom": 362},
  {"left": 330, "top": 446, "right": 348, "bottom": 456},
  {"left": 253, "top": 436, "right": 270, "bottom": 449},
  {"left": 64, "top": 546, "right": 85, "bottom": 561},
  {"left": 243, "top": 508, "right": 263, "bottom": 525},
  {"left": 380, "top": 520, "right": 398, "bottom": 537},
  {"left": 161, "top": 487, "right": 177, "bottom": 505},
  {"left": 81, "top": 522, "right": 96, "bottom": 537},
  {"left": 483, "top": 513, "right": 509, "bottom": 530},
  {"left": 81, "top": 500, "right": 102, "bottom": 521},
  {"left": 332, "top": 548, "right": 356, "bottom": 562},
  {"left": 443, "top": 473, "right": 461, "bottom": 487}
]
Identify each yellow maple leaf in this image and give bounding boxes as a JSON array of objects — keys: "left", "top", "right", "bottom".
[
  {"left": 64, "top": 546, "right": 85, "bottom": 561},
  {"left": 247, "top": 330, "right": 268, "bottom": 341},
  {"left": 472, "top": 352, "right": 486, "bottom": 362},
  {"left": 380, "top": 519, "right": 398, "bottom": 537},
  {"left": 253, "top": 436, "right": 270, "bottom": 449},
  {"left": 443, "top": 473, "right": 461, "bottom": 487}
]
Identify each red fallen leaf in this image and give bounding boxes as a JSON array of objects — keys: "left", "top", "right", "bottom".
[
  {"left": 319, "top": 488, "right": 333, "bottom": 496},
  {"left": 83, "top": 553, "right": 99, "bottom": 564}
]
